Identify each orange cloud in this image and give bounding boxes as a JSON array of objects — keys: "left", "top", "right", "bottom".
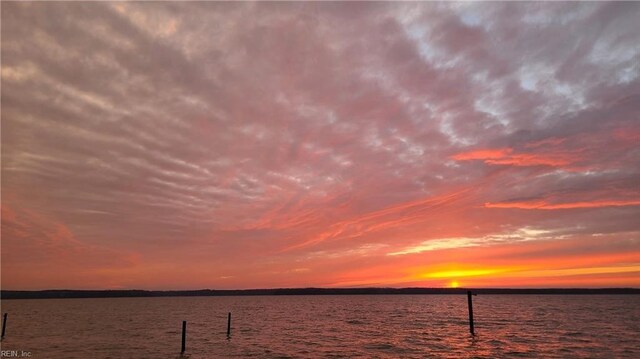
[
  {"left": 283, "top": 187, "right": 473, "bottom": 251},
  {"left": 452, "top": 147, "right": 573, "bottom": 167},
  {"left": 485, "top": 199, "right": 640, "bottom": 210}
]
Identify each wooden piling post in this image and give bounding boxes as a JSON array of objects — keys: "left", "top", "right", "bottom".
[
  {"left": 467, "top": 290, "right": 475, "bottom": 335},
  {"left": 227, "top": 312, "right": 231, "bottom": 337},
  {"left": 1, "top": 313, "right": 7, "bottom": 338},
  {"left": 181, "top": 320, "right": 186, "bottom": 354}
]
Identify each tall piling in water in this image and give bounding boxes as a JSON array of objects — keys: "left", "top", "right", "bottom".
[
  {"left": 467, "top": 291, "right": 475, "bottom": 335},
  {"left": 227, "top": 312, "right": 231, "bottom": 337},
  {"left": 1, "top": 313, "right": 7, "bottom": 338},
  {"left": 181, "top": 321, "right": 186, "bottom": 354}
]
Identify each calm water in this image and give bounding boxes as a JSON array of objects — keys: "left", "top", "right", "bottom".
[{"left": 1, "top": 295, "right": 639, "bottom": 358}]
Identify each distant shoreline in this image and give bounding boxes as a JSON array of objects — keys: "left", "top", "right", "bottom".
[{"left": 2, "top": 287, "right": 639, "bottom": 299}]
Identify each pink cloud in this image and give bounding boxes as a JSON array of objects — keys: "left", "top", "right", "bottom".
[{"left": 1, "top": 203, "right": 139, "bottom": 289}]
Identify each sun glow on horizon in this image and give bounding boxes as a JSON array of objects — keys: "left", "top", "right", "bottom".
[{"left": 423, "top": 269, "right": 502, "bottom": 279}]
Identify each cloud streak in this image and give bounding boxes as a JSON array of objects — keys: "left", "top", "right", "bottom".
[
  {"left": 452, "top": 148, "right": 574, "bottom": 167},
  {"left": 485, "top": 199, "right": 640, "bottom": 210}
]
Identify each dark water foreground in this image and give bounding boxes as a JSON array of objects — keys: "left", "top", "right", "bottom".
[{"left": 1, "top": 295, "right": 639, "bottom": 358}]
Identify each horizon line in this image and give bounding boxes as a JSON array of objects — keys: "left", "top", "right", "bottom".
[
  {"left": 3, "top": 286, "right": 639, "bottom": 294},
  {"left": 3, "top": 286, "right": 640, "bottom": 291}
]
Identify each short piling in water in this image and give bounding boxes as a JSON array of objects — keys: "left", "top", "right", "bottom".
[
  {"left": 227, "top": 312, "right": 231, "bottom": 337},
  {"left": 1, "top": 313, "right": 7, "bottom": 338},
  {"left": 467, "top": 290, "right": 476, "bottom": 335},
  {"left": 181, "top": 321, "right": 186, "bottom": 354}
]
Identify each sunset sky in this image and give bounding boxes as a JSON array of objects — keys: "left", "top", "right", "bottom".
[{"left": 2, "top": 2, "right": 639, "bottom": 290}]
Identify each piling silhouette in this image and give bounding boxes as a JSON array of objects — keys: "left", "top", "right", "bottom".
[
  {"left": 1, "top": 313, "right": 7, "bottom": 338},
  {"left": 181, "top": 320, "right": 186, "bottom": 354},
  {"left": 467, "top": 291, "right": 477, "bottom": 335}
]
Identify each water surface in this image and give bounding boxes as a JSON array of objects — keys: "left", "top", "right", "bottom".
[{"left": 1, "top": 295, "right": 639, "bottom": 358}]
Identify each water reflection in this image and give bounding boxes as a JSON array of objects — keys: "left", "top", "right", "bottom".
[{"left": 1, "top": 295, "right": 639, "bottom": 358}]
